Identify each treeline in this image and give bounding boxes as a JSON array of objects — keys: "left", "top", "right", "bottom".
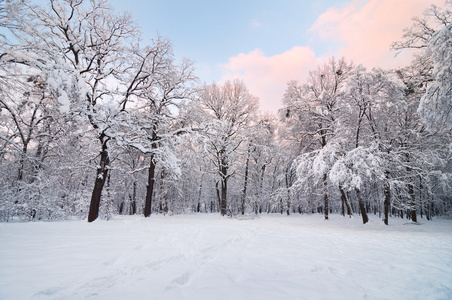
[{"left": 0, "top": 0, "right": 451, "bottom": 224}]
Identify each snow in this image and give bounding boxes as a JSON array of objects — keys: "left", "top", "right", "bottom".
[
  {"left": 57, "top": 91, "right": 70, "bottom": 114},
  {"left": 0, "top": 214, "right": 451, "bottom": 300}
]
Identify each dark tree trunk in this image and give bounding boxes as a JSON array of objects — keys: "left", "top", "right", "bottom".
[
  {"left": 144, "top": 154, "right": 156, "bottom": 218},
  {"left": 323, "top": 173, "right": 328, "bottom": 220},
  {"left": 88, "top": 135, "right": 110, "bottom": 222},
  {"left": 220, "top": 154, "right": 228, "bottom": 216},
  {"left": 17, "top": 142, "right": 29, "bottom": 182},
  {"left": 160, "top": 169, "right": 169, "bottom": 215},
  {"left": 256, "top": 164, "right": 266, "bottom": 215},
  {"left": 131, "top": 181, "right": 137, "bottom": 215},
  {"left": 241, "top": 147, "right": 251, "bottom": 215},
  {"left": 220, "top": 176, "right": 227, "bottom": 216},
  {"left": 215, "top": 181, "right": 221, "bottom": 212},
  {"left": 408, "top": 182, "right": 417, "bottom": 222},
  {"left": 339, "top": 185, "right": 353, "bottom": 217},
  {"left": 383, "top": 173, "right": 390, "bottom": 225},
  {"left": 355, "top": 187, "right": 369, "bottom": 224},
  {"left": 419, "top": 177, "right": 424, "bottom": 219},
  {"left": 285, "top": 166, "right": 292, "bottom": 216}
]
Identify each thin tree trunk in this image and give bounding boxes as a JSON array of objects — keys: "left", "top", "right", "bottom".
[
  {"left": 197, "top": 183, "right": 202, "bottom": 213},
  {"left": 144, "top": 154, "right": 156, "bottom": 218},
  {"left": 197, "top": 169, "right": 203, "bottom": 213},
  {"left": 215, "top": 181, "right": 221, "bottom": 212},
  {"left": 341, "top": 190, "right": 345, "bottom": 217},
  {"left": 160, "top": 169, "right": 169, "bottom": 215},
  {"left": 383, "top": 172, "right": 390, "bottom": 225},
  {"left": 256, "top": 164, "right": 266, "bottom": 215},
  {"left": 17, "top": 142, "right": 29, "bottom": 182},
  {"left": 88, "top": 135, "right": 110, "bottom": 222},
  {"left": 355, "top": 187, "right": 369, "bottom": 224},
  {"left": 241, "top": 147, "right": 251, "bottom": 215},
  {"left": 323, "top": 173, "right": 328, "bottom": 220},
  {"left": 220, "top": 154, "right": 228, "bottom": 216},
  {"left": 131, "top": 181, "right": 137, "bottom": 215},
  {"left": 339, "top": 185, "right": 353, "bottom": 217}
]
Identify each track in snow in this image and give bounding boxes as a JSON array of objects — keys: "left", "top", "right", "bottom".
[{"left": 1, "top": 214, "right": 451, "bottom": 299}]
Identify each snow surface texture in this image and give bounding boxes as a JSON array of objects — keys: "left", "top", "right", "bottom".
[{"left": 1, "top": 214, "right": 451, "bottom": 300}]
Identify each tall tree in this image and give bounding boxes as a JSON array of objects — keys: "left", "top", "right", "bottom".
[
  {"left": 392, "top": 3, "right": 452, "bottom": 131},
  {"left": 118, "top": 37, "right": 197, "bottom": 217},
  {"left": 282, "top": 57, "right": 353, "bottom": 220},
  {"left": 196, "top": 79, "right": 258, "bottom": 216}
]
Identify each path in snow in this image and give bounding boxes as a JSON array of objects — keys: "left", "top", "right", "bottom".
[{"left": 0, "top": 214, "right": 451, "bottom": 299}]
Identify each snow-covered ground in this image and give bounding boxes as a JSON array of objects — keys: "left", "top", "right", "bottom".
[{"left": 0, "top": 214, "right": 451, "bottom": 300}]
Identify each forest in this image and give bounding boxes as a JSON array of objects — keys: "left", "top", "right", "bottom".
[{"left": 1, "top": 0, "right": 451, "bottom": 224}]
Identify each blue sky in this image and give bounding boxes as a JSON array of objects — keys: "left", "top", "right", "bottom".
[
  {"left": 109, "top": 0, "right": 347, "bottom": 83},
  {"left": 29, "top": 0, "right": 440, "bottom": 112},
  {"left": 105, "top": 0, "right": 441, "bottom": 113}
]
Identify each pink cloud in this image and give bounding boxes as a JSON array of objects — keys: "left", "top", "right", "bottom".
[
  {"left": 309, "top": 0, "right": 444, "bottom": 69},
  {"left": 221, "top": 47, "right": 325, "bottom": 113},
  {"left": 221, "top": 0, "right": 445, "bottom": 114}
]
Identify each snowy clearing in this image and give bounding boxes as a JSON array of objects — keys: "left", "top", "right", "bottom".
[{"left": 1, "top": 214, "right": 451, "bottom": 300}]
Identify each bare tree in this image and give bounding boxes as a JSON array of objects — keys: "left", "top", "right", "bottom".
[{"left": 196, "top": 80, "right": 258, "bottom": 216}]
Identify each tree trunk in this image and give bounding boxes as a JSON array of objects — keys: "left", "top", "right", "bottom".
[
  {"left": 340, "top": 191, "right": 345, "bottom": 217},
  {"left": 241, "top": 147, "right": 251, "bottom": 215},
  {"left": 323, "top": 173, "right": 328, "bottom": 220},
  {"left": 221, "top": 176, "right": 227, "bottom": 216},
  {"left": 131, "top": 181, "right": 137, "bottom": 215},
  {"left": 119, "top": 202, "right": 124, "bottom": 214},
  {"left": 339, "top": 185, "right": 353, "bottom": 217},
  {"left": 144, "top": 154, "right": 156, "bottom": 217},
  {"left": 197, "top": 172, "right": 203, "bottom": 213},
  {"left": 220, "top": 155, "right": 228, "bottom": 216},
  {"left": 256, "top": 164, "right": 266, "bottom": 215},
  {"left": 17, "top": 142, "right": 29, "bottom": 182},
  {"left": 215, "top": 181, "right": 221, "bottom": 212},
  {"left": 285, "top": 165, "right": 292, "bottom": 216},
  {"left": 383, "top": 173, "right": 390, "bottom": 225},
  {"left": 88, "top": 135, "right": 110, "bottom": 222},
  {"left": 355, "top": 187, "right": 369, "bottom": 224},
  {"left": 408, "top": 182, "right": 417, "bottom": 222},
  {"left": 160, "top": 169, "right": 169, "bottom": 215}
]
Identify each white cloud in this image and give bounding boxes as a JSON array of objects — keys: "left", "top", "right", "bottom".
[{"left": 221, "top": 0, "right": 445, "bottom": 114}]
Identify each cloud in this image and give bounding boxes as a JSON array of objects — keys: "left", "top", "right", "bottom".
[
  {"left": 221, "top": 47, "right": 325, "bottom": 113},
  {"left": 221, "top": 0, "right": 445, "bottom": 114},
  {"left": 309, "top": 0, "right": 444, "bottom": 69}
]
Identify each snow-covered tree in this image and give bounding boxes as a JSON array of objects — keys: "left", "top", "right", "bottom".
[
  {"left": 392, "top": 2, "right": 452, "bottom": 131},
  {"left": 419, "top": 23, "right": 452, "bottom": 131},
  {"left": 116, "top": 37, "right": 197, "bottom": 217},
  {"left": 195, "top": 79, "right": 258, "bottom": 216},
  {"left": 282, "top": 57, "right": 353, "bottom": 220},
  {"left": 330, "top": 144, "right": 384, "bottom": 224}
]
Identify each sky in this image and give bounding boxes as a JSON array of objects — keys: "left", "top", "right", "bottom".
[{"left": 108, "top": 0, "right": 444, "bottom": 114}]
